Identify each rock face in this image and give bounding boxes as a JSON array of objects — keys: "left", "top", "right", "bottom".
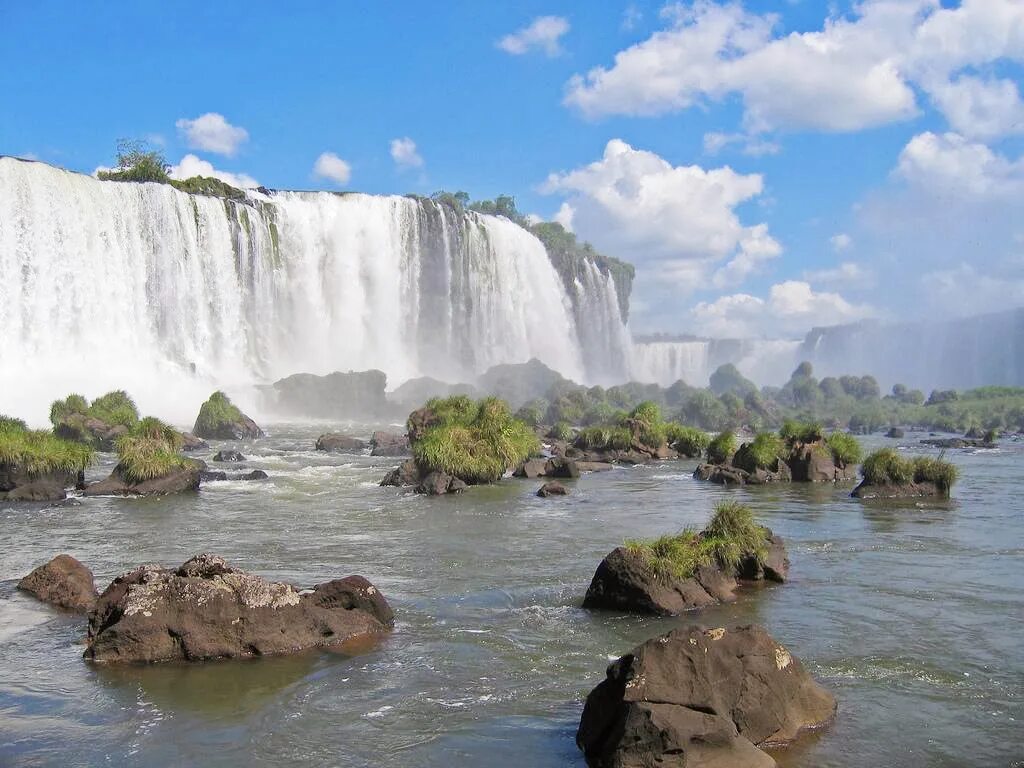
[
  {"left": 851, "top": 480, "right": 944, "bottom": 499},
  {"left": 513, "top": 456, "right": 581, "bottom": 479},
  {"left": 53, "top": 414, "right": 128, "bottom": 451},
  {"left": 1, "top": 464, "right": 81, "bottom": 495},
  {"left": 369, "top": 431, "right": 410, "bottom": 457},
  {"left": 315, "top": 434, "right": 368, "bottom": 453},
  {"left": 583, "top": 533, "right": 788, "bottom": 616},
  {"left": 1, "top": 480, "right": 67, "bottom": 502},
  {"left": 380, "top": 459, "right": 420, "bottom": 488},
  {"left": 696, "top": 439, "right": 852, "bottom": 486},
  {"left": 577, "top": 624, "right": 836, "bottom": 768},
  {"left": 268, "top": 370, "right": 389, "bottom": 420},
  {"left": 921, "top": 436, "right": 995, "bottom": 449},
  {"left": 18, "top": 554, "right": 98, "bottom": 612},
  {"left": 415, "top": 471, "right": 467, "bottom": 496},
  {"left": 212, "top": 449, "right": 246, "bottom": 462},
  {"left": 84, "top": 554, "right": 394, "bottom": 664},
  {"left": 537, "top": 481, "right": 569, "bottom": 497},
  {"left": 83, "top": 460, "right": 202, "bottom": 497}
]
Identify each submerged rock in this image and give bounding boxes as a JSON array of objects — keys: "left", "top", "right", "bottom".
[
  {"left": 238, "top": 469, "right": 269, "bottom": 481},
  {"left": 415, "top": 470, "right": 467, "bottom": 496},
  {"left": 369, "top": 431, "right": 410, "bottom": 457},
  {"left": 851, "top": 480, "right": 946, "bottom": 499},
  {"left": 1, "top": 480, "right": 67, "bottom": 502},
  {"left": 84, "top": 554, "right": 394, "bottom": 664},
  {"left": 582, "top": 531, "right": 788, "bottom": 616},
  {"left": 83, "top": 460, "right": 203, "bottom": 497},
  {"left": 200, "top": 470, "right": 229, "bottom": 483},
  {"left": 212, "top": 449, "right": 246, "bottom": 462},
  {"left": 18, "top": 554, "right": 98, "bottom": 612},
  {"left": 920, "top": 436, "right": 994, "bottom": 449},
  {"left": 886, "top": 427, "right": 905, "bottom": 439},
  {"left": 537, "top": 481, "right": 569, "bottom": 497},
  {"left": 577, "top": 624, "right": 836, "bottom": 768},
  {"left": 315, "top": 433, "right": 368, "bottom": 453}
]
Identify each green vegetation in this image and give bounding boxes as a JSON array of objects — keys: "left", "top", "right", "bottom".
[
  {"left": 746, "top": 431, "right": 786, "bottom": 470},
  {"left": 49, "top": 394, "right": 88, "bottom": 424},
  {"left": 624, "top": 501, "right": 768, "bottom": 580},
  {"left": 115, "top": 435, "right": 188, "bottom": 483},
  {"left": 194, "top": 391, "right": 244, "bottom": 436},
  {"left": 86, "top": 390, "right": 139, "bottom": 428},
  {"left": 860, "top": 448, "right": 958, "bottom": 493},
  {"left": 706, "top": 431, "right": 737, "bottom": 464},
  {"left": 576, "top": 425, "right": 632, "bottom": 451},
  {"left": 626, "top": 401, "right": 665, "bottom": 447},
  {"left": 0, "top": 417, "right": 94, "bottom": 476},
  {"left": 96, "top": 139, "right": 171, "bottom": 183},
  {"left": 664, "top": 423, "right": 709, "bottom": 458},
  {"left": 411, "top": 396, "right": 538, "bottom": 484},
  {"left": 548, "top": 421, "right": 574, "bottom": 442},
  {"left": 779, "top": 419, "right": 824, "bottom": 444},
  {"left": 169, "top": 175, "right": 246, "bottom": 200},
  {"left": 826, "top": 430, "right": 863, "bottom": 466}
]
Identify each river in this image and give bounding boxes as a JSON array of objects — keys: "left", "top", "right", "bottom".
[{"left": 1, "top": 428, "right": 1021, "bottom": 767}]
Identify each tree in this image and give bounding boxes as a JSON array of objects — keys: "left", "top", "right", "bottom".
[{"left": 97, "top": 139, "right": 170, "bottom": 183}]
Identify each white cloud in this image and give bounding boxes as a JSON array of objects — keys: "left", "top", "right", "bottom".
[
  {"left": 896, "top": 131, "right": 1024, "bottom": 197},
  {"left": 564, "top": 0, "right": 1024, "bottom": 138},
  {"left": 703, "top": 131, "right": 779, "bottom": 156},
  {"left": 498, "top": 15, "right": 570, "bottom": 57},
  {"left": 542, "top": 139, "right": 779, "bottom": 293},
  {"left": 390, "top": 137, "right": 423, "bottom": 169},
  {"left": 925, "top": 76, "right": 1024, "bottom": 140},
  {"left": 830, "top": 233, "right": 853, "bottom": 252},
  {"left": 622, "top": 4, "right": 643, "bottom": 31},
  {"left": 312, "top": 152, "right": 352, "bottom": 186},
  {"left": 691, "top": 280, "right": 877, "bottom": 337},
  {"left": 803, "top": 261, "right": 873, "bottom": 288},
  {"left": 168, "top": 154, "right": 259, "bottom": 188},
  {"left": 175, "top": 113, "right": 249, "bottom": 156}
]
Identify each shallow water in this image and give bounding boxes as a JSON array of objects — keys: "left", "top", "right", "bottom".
[{"left": 1, "top": 428, "right": 1022, "bottom": 767}]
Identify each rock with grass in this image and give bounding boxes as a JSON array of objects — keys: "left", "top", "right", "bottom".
[
  {"left": 18, "top": 554, "right": 98, "bottom": 612},
  {"left": 576, "top": 624, "right": 836, "bottom": 768},
  {"left": 852, "top": 448, "right": 958, "bottom": 499},
  {"left": 0, "top": 416, "right": 92, "bottom": 496},
  {"left": 84, "top": 426, "right": 201, "bottom": 496},
  {"left": 49, "top": 391, "right": 139, "bottom": 450},
  {"left": 84, "top": 554, "right": 393, "bottom": 663},
  {"left": 193, "top": 391, "right": 263, "bottom": 441},
  {"left": 315, "top": 434, "right": 367, "bottom": 453},
  {"left": 369, "top": 431, "right": 410, "bottom": 457},
  {"left": 537, "top": 480, "right": 569, "bottom": 497},
  {"left": 583, "top": 501, "right": 788, "bottom": 616},
  {"left": 212, "top": 449, "right": 246, "bottom": 462},
  {"left": 569, "top": 402, "right": 683, "bottom": 464}
]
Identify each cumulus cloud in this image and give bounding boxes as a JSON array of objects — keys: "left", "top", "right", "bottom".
[
  {"left": 896, "top": 131, "right": 1024, "bottom": 197},
  {"left": 312, "top": 152, "right": 352, "bottom": 186},
  {"left": 564, "top": 0, "right": 1024, "bottom": 138},
  {"left": 542, "top": 139, "right": 779, "bottom": 294},
  {"left": 175, "top": 113, "right": 249, "bottom": 156},
  {"left": 168, "top": 154, "right": 259, "bottom": 188},
  {"left": 690, "top": 280, "right": 877, "bottom": 338},
  {"left": 498, "top": 15, "right": 570, "bottom": 57},
  {"left": 927, "top": 76, "right": 1024, "bottom": 140},
  {"left": 390, "top": 137, "right": 423, "bottom": 169}
]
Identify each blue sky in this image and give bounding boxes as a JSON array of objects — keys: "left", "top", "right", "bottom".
[{"left": 3, "top": 0, "right": 1023, "bottom": 337}]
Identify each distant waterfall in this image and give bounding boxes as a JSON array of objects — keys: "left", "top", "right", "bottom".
[
  {"left": 630, "top": 338, "right": 802, "bottom": 387},
  {"left": 0, "top": 157, "right": 630, "bottom": 423},
  {"left": 630, "top": 340, "right": 712, "bottom": 386}
]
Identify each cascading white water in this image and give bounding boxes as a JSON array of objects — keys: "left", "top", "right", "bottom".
[
  {"left": 0, "top": 158, "right": 624, "bottom": 424},
  {"left": 629, "top": 340, "right": 713, "bottom": 386}
]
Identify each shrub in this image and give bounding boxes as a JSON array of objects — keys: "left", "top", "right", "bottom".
[
  {"left": 706, "top": 430, "right": 737, "bottom": 464},
  {"left": 861, "top": 448, "right": 913, "bottom": 486},
  {"left": 826, "top": 431, "right": 863, "bottom": 466},
  {"left": 548, "top": 421, "right": 574, "bottom": 442},
  {"left": 514, "top": 400, "right": 547, "bottom": 428},
  {"left": 194, "top": 391, "right": 244, "bottom": 435},
  {"left": 115, "top": 435, "right": 188, "bottom": 483},
  {"left": 132, "top": 417, "right": 183, "bottom": 450},
  {"left": 412, "top": 396, "right": 538, "bottom": 484},
  {"left": 779, "top": 419, "right": 824, "bottom": 444},
  {"left": 97, "top": 139, "right": 170, "bottom": 184},
  {"left": 664, "top": 423, "right": 709, "bottom": 458},
  {"left": 625, "top": 501, "right": 767, "bottom": 580},
  {"left": 88, "top": 390, "right": 140, "bottom": 428},
  {"left": 0, "top": 419, "right": 94, "bottom": 475},
  {"left": 49, "top": 394, "right": 89, "bottom": 426},
  {"left": 911, "top": 455, "right": 958, "bottom": 493},
  {"left": 746, "top": 432, "right": 785, "bottom": 470},
  {"left": 576, "top": 425, "right": 632, "bottom": 451},
  {"left": 169, "top": 175, "right": 246, "bottom": 200}
]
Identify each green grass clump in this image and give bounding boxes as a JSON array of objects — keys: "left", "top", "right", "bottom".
[
  {"left": 548, "top": 421, "right": 574, "bottom": 442},
  {"left": 706, "top": 430, "right": 737, "bottom": 464},
  {"left": 624, "top": 501, "right": 768, "bottom": 580},
  {"left": 131, "top": 416, "right": 183, "bottom": 449},
  {"left": 49, "top": 394, "right": 89, "bottom": 426},
  {"left": 575, "top": 425, "right": 632, "bottom": 451},
  {"left": 861, "top": 448, "right": 913, "bottom": 485},
  {"left": 0, "top": 418, "right": 94, "bottom": 475},
  {"left": 115, "top": 435, "right": 188, "bottom": 484},
  {"left": 194, "top": 391, "right": 244, "bottom": 435},
  {"left": 780, "top": 419, "right": 824, "bottom": 444},
  {"left": 747, "top": 432, "right": 785, "bottom": 469},
  {"left": 664, "top": 423, "right": 709, "bottom": 458},
  {"left": 627, "top": 401, "right": 666, "bottom": 447},
  {"left": 826, "top": 431, "right": 862, "bottom": 466},
  {"left": 412, "top": 396, "right": 538, "bottom": 484},
  {"left": 87, "top": 390, "right": 139, "bottom": 428},
  {"left": 910, "top": 455, "right": 959, "bottom": 493},
  {"left": 169, "top": 175, "right": 246, "bottom": 200}
]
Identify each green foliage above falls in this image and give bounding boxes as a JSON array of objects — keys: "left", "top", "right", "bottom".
[{"left": 410, "top": 396, "right": 539, "bottom": 484}]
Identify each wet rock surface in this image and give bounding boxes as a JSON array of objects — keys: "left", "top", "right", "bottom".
[
  {"left": 18, "top": 554, "right": 98, "bottom": 612},
  {"left": 83, "top": 460, "right": 203, "bottom": 497},
  {"left": 537, "top": 481, "right": 569, "bottom": 497},
  {"left": 369, "top": 431, "right": 410, "bottom": 457},
  {"left": 315, "top": 434, "right": 368, "bottom": 453}
]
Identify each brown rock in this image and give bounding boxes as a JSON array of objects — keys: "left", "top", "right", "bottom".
[
  {"left": 514, "top": 458, "right": 549, "bottom": 478},
  {"left": 3, "top": 481, "right": 67, "bottom": 501},
  {"left": 84, "top": 554, "right": 393, "bottom": 663},
  {"left": 83, "top": 460, "right": 202, "bottom": 497},
  {"left": 315, "top": 433, "right": 368, "bottom": 453},
  {"left": 369, "top": 431, "right": 410, "bottom": 457},
  {"left": 380, "top": 459, "right": 421, "bottom": 487},
  {"left": 537, "top": 481, "right": 569, "bottom": 497},
  {"left": 544, "top": 456, "right": 580, "bottom": 478},
  {"left": 577, "top": 624, "right": 836, "bottom": 768},
  {"left": 851, "top": 480, "right": 945, "bottom": 499},
  {"left": 415, "top": 470, "right": 466, "bottom": 495},
  {"left": 18, "top": 554, "right": 98, "bottom": 612}
]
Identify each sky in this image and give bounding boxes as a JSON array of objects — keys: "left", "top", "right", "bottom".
[{"left": 2, "top": 0, "right": 1023, "bottom": 339}]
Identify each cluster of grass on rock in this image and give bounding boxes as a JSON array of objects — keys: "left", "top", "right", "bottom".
[
  {"left": 624, "top": 501, "right": 768, "bottom": 581},
  {"left": 706, "top": 430, "right": 737, "bottom": 465},
  {"left": 412, "top": 396, "right": 538, "bottom": 484},
  {"left": 0, "top": 415, "right": 94, "bottom": 475},
  {"left": 50, "top": 390, "right": 140, "bottom": 430},
  {"left": 194, "top": 391, "right": 244, "bottom": 435},
  {"left": 115, "top": 417, "right": 188, "bottom": 483},
  {"left": 571, "top": 401, "right": 709, "bottom": 457},
  {"left": 861, "top": 448, "right": 958, "bottom": 493}
]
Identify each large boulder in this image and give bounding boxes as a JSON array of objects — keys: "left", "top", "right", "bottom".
[
  {"left": 54, "top": 414, "right": 128, "bottom": 451},
  {"left": 83, "top": 460, "right": 202, "bottom": 497},
  {"left": 192, "top": 392, "right": 264, "bottom": 441},
  {"left": 583, "top": 532, "right": 788, "bottom": 616},
  {"left": 787, "top": 442, "right": 852, "bottom": 482},
  {"left": 415, "top": 471, "right": 467, "bottom": 496},
  {"left": 18, "top": 554, "right": 98, "bottom": 612},
  {"left": 1, "top": 480, "right": 67, "bottom": 502},
  {"left": 369, "top": 431, "right": 410, "bottom": 457},
  {"left": 513, "top": 458, "right": 549, "bottom": 479},
  {"left": 315, "top": 434, "right": 368, "bottom": 453},
  {"left": 180, "top": 432, "right": 209, "bottom": 452},
  {"left": 212, "top": 449, "right": 246, "bottom": 462},
  {"left": 0, "top": 464, "right": 81, "bottom": 494},
  {"left": 851, "top": 480, "right": 944, "bottom": 499},
  {"left": 380, "top": 459, "right": 420, "bottom": 487},
  {"left": 84, "top": 554, "right": 393, "bottom": 663},
  {"left": 577, "top": 624, "right": 836, "bottom": 768},
  {"left": 267, "top": 370, "right": 389, "bottom": 419},
  {"left": 537, "top": 481, "right": 569, "bottom": 497},
  {"left": 544, "top": 456, "right": 579, "bottom": 478}
]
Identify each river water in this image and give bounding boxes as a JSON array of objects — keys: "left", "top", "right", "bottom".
[{"left": 1, "top": 427, "right": 1021, "bottom": 767}]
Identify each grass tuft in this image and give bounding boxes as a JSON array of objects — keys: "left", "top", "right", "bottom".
[
  {"left": 87, "top": 390, "right": 140, "bottom": 428},
  {"left": 194, "top": 391, "right": 244, "bottom": 436},
  {"left": 706, "top": 430, "right": 737, "bottom": 464},
  {"left": 780, "top": 419, "right": 824, "bottom": 444},
  {"left": 861, "top": 448, "right": 958, "bottom": 493},
  {"left": 0, "top": 418, "right": 94, "bottom": 476},
  {"left": 575, "top": 425, "right": 632, "bottom": 451},
  {"left": 826, "top": 431, "right": 862, "bottom": 466},
  {"left": 664, "top": 423, "right": 709, "bottom": 458},
  {"left": 747, "top": 432, "right": 785, "bottom": 469},
  {"left": 115, "top": 435, "right": 188, "bottom": 483}
]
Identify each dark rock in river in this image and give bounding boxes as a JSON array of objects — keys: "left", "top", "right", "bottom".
[
  {"left": 577, "top": 624, "right": 836, "bottom": 768},
  {"left": 315, "top": 433, "right": 368, "bottom": 453},
  {"left": 200, "top": 470, "right": 228, "bottom": 483},
  {"left": 1, "top": 463, "right": 82, "bottom": 494},
  {"left": 851, "top": 480, "right": 946, "bottom": 499},
  {"left": 83, "top": 460, "right": 203, "bottom": 497},
  {"left": 1, "top": 480, "right": 67, "bottom": 502},
  {"left": 180, "top": 432, "right": 209, "bottom": 451},
  {"left": 920, "top": 436, "right": 995, "bottom": 449},
  {"left": 267, "top": 370, "right": 389, "bottom": 420},
  {"left": 544, "top": 456, "right": 580, "bottom": 479},
  {"left": 18, "top": 554, "right": 98, "bottom": 612},
  {"left": 697, "top": 438, "right": 852, "bottom": 486},
  {"left": 53, "top": 414, "right": 128, "bottom": 451},
  {"left": 84, "top": 554, "right": 393, "bottom": 664},
  {"left": 212, "top": 449, "right": 246, "bottom": 462},
  {"left": 238, "top": 469, "right": 269, "bottom": 481},
  {"left": 582, "top": 531, "right": 788, "bottom": 616},
  {"left": 415, "top": 470, "right": 467, "bottom": 496},
  {"left": 369, "top": 431, "right": 410, "bottom": 457},
  {"left": 380, "top": 459, "right": 420, "bottom": 487},
  {"left": 886, "top": 427, "right": 905, "bottom": 439},
  {"left": 537, "top": 481, "right": 569, "bottom": 497},
  {"left": 514, "top": 458, "right": 549, "bottom": 479}
]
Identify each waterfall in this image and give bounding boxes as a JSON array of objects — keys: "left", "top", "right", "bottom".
[
  {"left": 630, "top": 340, "right": 713, "bottom": 386},
  {"left": 0, "top": 157, "right": 630, "bottom": 424}
]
